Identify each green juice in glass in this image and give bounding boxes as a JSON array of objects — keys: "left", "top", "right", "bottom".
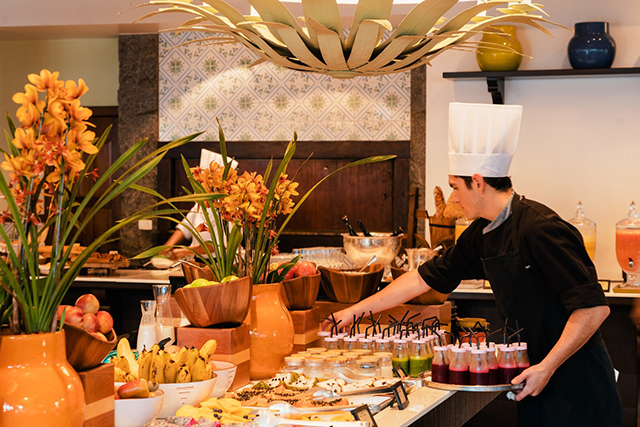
[
  {"left": 392, "top": 356, "right": 409, "bottom": 374},
  {"left": 409, "top": 355, "right": 428, "bottom": 377}
]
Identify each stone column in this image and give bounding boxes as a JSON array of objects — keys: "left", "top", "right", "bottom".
[
  {"left": 117, "top": 34, "right": 159, "bottom": 261},
  {"left": 410, "top": 65, "right": 426, "bottom": 236}
]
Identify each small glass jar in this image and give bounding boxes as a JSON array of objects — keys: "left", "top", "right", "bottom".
[
  {"left": 325, "top": 357, "right": 347, "bottom": 378},
  {"left": 304, "top": 357, "right": 325, "bottom": 378},
  {"left": 324, "top": 337, "right": 340, "bottom": 351},
  {"left": 499, "top": 347, "right": 518, "bottom": 385},
  {"left": 283, "top": 356, "right": 305, "bottom": 374},
  {"left": 355, "top": 358, "right": 378, "bottom": 378},
  {"left": 307, "top": 347, "right": 326, "bottom": 354},
  {"left": 515, "top": 345, "right": 530, "bottom": 374},
  {"left": 374, "top": 338, "right": 392, "bottom": 354},
  {"left": 431, "top": 346, "right": 450, "bottom": 384},
  {"left": 449, "top": 348, "right": 469, "bottom": 385},
  {"left": 374, "top": 352, "right": 394, "bottom": 378},
  {"left": 357, "top": 338, "right": 374, "bottom": 353},
  {"left": 392, "top": 339, "right": 410, "bottom": 375},
  {"left": 485, "top": 345, "right": 499, "bottom": 385},
  {"left": 343, "top": 352, "right": 360, "bottom": 370},
  {"left": 317, "top": 330, "right": 331, "bottom": 347},
  {"left": 409, "top": 339, "right": 429, "bottom": 377},
  {"left": 342, "top": 337, "right": 358, "bottom": 352},
  {"left": 469, "top": 348, "right": 489, "bottom": 385}
]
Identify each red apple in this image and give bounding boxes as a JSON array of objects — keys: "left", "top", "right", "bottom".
[
  {"left": 91, "top": 331, "right": 108, "bottom": 342},
  {"left": 117, "top": 379, "right": 150, "bottom": 399},
  {"left": 296, "top": 261, "right": 317, "bottom": 277},
  {"left": 75, "top": 293, "right": 100, "bottom": 314},
  {"left": 95, "top": 310, "right": 113, "bottom": 335},
  {"left": 57, "top": 305, "right": 71, "bottom": 321},
  {"left": 81, "top": 313, "right": 100, "bottom": 333},
  {"left": 284, "top": 264, "right": 297, "bottom": 280},
  {"left": 64, "top": 306, "right": 84, "bottom": 327}
]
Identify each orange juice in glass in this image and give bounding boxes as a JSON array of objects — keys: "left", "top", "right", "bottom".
[
  {"left": 455, "top": 218, "right": 473, "bottom": 243},
  {"left": 568, "top": 201, "right": 596, "bottom": 261},
  {"left": 615, "top": 201, "right": 640, "bottom": 289}
]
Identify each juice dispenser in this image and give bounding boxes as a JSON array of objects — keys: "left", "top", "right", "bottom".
[
  {"left": 616, "top": 201, "right": 640, "bottom": 290},
  {"left": 568, "top": 201, "right": 596, "bottom": 260}
]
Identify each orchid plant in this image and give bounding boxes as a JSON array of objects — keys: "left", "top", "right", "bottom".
[
  {"left": 0, "top": 70, "right": 202, "bottom": 334},
  {"left": 138, "top": 121, "right": 394, "bottom": 285}
]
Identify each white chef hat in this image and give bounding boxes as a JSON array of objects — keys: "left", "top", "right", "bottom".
[
  {"left": 199, "top": 148, "right": 239, "bottom": 170},
  {"left": 448, "top": 102, "right": 523, "bottom": 178}
]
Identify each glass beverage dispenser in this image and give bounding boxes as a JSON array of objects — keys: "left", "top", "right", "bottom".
[
  {"left": 568, "top": 201, "right": 596, "bottom": 260},
  {"left": 616, "top": 201, "right": 640, "bottom": 290}
]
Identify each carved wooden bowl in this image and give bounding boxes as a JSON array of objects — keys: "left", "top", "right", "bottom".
[
  {"left": 174, "top": 275, "right": 252, "bottom": 327},
  {"left": 318, "top": 264, "right": 384, "bottom": 304},
  {"left": 63, "top": 323, "right": 117, "bottom": 371},
  {"left": 280, "top": 273, "right": 321, "bottom": 311}
]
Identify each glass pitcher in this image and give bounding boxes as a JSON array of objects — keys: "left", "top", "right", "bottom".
[
  {"left": 153, "top": 284, "right": 175, "bottom": 346},
  {"left": 137, "top": 300, "right": 157, "bottom": 351}
]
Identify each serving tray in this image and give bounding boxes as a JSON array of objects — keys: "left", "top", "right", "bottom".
[{"left": 426, "top": 380, "right": 524, "bottom": 392}]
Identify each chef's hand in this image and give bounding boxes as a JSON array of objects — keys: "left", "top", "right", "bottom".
[
  {"left": 320, "top": 309, "right": 354, "bottom": 332},
  {"left": 511, "top": 363, "right": 554, "bottom": 401}
]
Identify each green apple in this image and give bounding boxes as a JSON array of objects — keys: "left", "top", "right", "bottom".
[
  {"left": 190, "top": 278, "right": 211, "bottom": 288},
  {"left": 220, "top": 275, "right": 239, "bottom": 283}
]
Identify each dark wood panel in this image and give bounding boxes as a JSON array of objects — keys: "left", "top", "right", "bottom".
[{"left": 158, "top": 140, "right": 410, "bottom": 251}]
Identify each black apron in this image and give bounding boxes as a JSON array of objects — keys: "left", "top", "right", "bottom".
[{"left": 481, "top": 195, "right": 621, "bottom": 427}]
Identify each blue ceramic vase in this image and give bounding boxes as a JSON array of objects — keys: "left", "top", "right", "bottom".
[{"left": 568, "top": 22, "right": 616, "bottom": 69}]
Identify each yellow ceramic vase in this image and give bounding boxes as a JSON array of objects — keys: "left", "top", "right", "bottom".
[
  {"left": 248, "top": 283, "right": 295, "bottom": 379},
  {"left": 476, "top": 25, "right": 523, "bottom": 72},
  {"left": 0, "top": 330, "right": 85, "bottom": 426}
]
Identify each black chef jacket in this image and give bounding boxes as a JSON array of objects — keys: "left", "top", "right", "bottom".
[{"left": 418, "top": 194, "right": 621, "bottom": 426}]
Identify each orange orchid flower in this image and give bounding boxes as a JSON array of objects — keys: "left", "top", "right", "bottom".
[
  {"left": 27, "top": 69, "right": 62, "bottom": 92},
  {"left": 64, "top": 78, "right": 89, "bottom": 100},
  {"left": 12, "top": 84, "right": 39, "bottom": 106}
]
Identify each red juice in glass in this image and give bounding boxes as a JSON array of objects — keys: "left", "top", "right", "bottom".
[
  {"left": 448, "top": 348, "right": 469, "bottom": 385},
  {"left": 515, "top": 344, "right": 530, "bottom": 375},
  {"left": 488, "top": 367, "right": 499, "bottom": 385},
  {"left": 469, "top": 349, "right": 489, "bottom": 385},
  {"left": 499, "top": 347, "right": 518, "bottom": 384},
  {"left": 432, "top": 362, "right": 449, "bottom": 383},
  {"left": 616, "top": 228, "right": 640, "bottom": 274},
  {"left": 449, "top": 368, "right": 469, "bottom": 385}
]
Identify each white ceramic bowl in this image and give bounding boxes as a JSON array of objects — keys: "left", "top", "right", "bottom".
[
  {"left": 208, "top": 361, "right": 237, "bottom": 397},
  {"left": 115, "top": 391, "right": 164, "bottom": 427},
  {"left": 157, "top": 377, "right": 217, "bottom": 418},
  {"left": 115, "top": 377, "right": 217, "bottom": 419}
]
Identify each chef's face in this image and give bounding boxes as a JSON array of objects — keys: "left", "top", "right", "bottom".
[{"left": 448, "top": 175, "right": 482, "bottom": 220}]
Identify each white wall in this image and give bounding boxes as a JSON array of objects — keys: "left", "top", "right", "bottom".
[
  {"left": 0, "top": 38, "right": 119, "bottom": 131},
  {"left": 425, "top": 0, "right": 640, "bottom": 280}
]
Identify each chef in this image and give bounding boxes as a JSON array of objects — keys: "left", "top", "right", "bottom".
[
  {"left": 325, "top": 103, "right": 622, "bottom": 426},
  {"left": 162, "top": 149, "right": 238, "bottom": 260}
]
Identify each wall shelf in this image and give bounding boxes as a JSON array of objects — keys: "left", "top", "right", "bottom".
[{"left": 442, "top": 67, "right": 640, "bottom": 104}]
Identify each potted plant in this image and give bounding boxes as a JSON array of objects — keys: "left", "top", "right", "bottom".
[
  {"left": 0, "top": 69, "right": 202, "bottom": 424},
  {"left": 138, "top": 120, "right": 394, "bottom": 378}
]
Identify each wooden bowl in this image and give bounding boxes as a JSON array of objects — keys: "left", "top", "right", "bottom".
[
  {"left": 390, "top": 266, "right": 407, "bottom": 280},
  {"left": 180, "top": 261, "right": 216, "bottom": 283},
  {"left": 174, "top": 276, "right": 252, "bottom": 327},
  {"left": 281, "top": 273, "right": 321, "bottom": 311},
  {"left": 318, "top": 264, "right": 384, "bottom": 304},
  {"left": 63, "top": 323, "right": 117, "bottom": 371}
]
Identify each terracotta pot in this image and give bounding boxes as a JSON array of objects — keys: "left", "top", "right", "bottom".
[
  {"left": 248, "top": 283, "right": 294, "bottom": 379},
  {"left": 175, "top": 276, "right": 252, "bottom": 327},
  {"left": 0, "top": 330, "right": 85, "bottom": 426},
  {"left": 280, "top": 273, "right": 321, "bottom": 310}
]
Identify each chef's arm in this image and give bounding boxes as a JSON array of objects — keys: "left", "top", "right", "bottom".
[
  {"left": 321, "top": 270, "right": 432, "bottom": 330},
  {"left": 513, "top": 305, "right": 610, "bottom": 401}
]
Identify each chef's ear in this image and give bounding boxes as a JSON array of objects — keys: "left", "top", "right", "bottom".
[{"left": 471, "top": 174, "right": 484, "bottom": 191}]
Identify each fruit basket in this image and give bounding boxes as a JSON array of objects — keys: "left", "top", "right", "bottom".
[{"left": 64, "top": 323, "right": 117, "bottom": 371}]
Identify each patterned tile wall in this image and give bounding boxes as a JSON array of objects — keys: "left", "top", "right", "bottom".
[{"left": 159, "top": 32, "right": 411, "bottom": 142}]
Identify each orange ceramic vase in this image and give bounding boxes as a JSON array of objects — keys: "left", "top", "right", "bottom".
[
  {"left": 0, "top": 330, "right": 85, "bottom": 426},
  {"left": 248, "top": 283, "right": 294, "bottom": 379}
]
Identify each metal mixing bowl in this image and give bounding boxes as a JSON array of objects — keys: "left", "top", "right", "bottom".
[{"left": 342, "top": 233, "right": 403, "bottom": 268}]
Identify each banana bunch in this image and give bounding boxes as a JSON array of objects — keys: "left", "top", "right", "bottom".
[
  {"left": 112, "top": 338, "right": 217, "bottom": 384},
  {"left": 176, "top": 398, "right": 253, "bottom": 424}
]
